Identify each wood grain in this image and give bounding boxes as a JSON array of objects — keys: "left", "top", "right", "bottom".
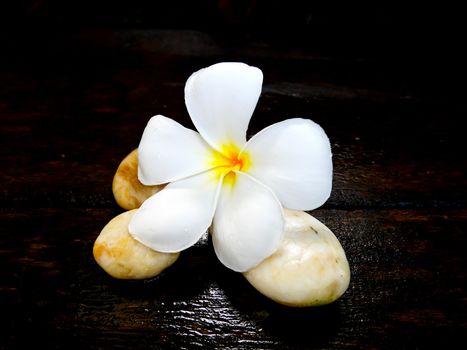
[
  {"left": 0, "top": 29, "right": 465, "bottom": 209},
  {"left": 1, "top": 23, "right": 465, "bottom": 349},
  {"left": 1, "top": 208, "right": 465, "bottom": 349}
]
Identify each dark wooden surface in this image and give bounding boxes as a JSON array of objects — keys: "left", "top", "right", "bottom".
[{"left": 1, "top": 4, "right": 466, "bottom": 349}]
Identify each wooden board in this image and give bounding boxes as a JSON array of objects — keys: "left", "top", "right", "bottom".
[
  {"left": 1, "top": 23, "right": 466, "bottom": 349},
  {"left": 1, "top": 208, "right": 466, "bottom": 348}
]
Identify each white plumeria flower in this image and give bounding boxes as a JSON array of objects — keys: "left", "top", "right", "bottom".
[{"left": 128, "top": 62, "right": 333, "bottom": 272}]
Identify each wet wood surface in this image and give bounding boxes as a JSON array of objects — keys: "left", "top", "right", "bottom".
[{"left": 1, "top": 13, "right": 466, "bottom": 349}]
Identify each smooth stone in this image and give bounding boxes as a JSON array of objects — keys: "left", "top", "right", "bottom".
[
  {"left": 244, "top": 209, "right": 350, "bottom": 307},
  {"left": 93, "top": 209, "right": 179, "bottom": 279},
  {"left": 112, "top": 149, "right": 164, "bottom": 210}
]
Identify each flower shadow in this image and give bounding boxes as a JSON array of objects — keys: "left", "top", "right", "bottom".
[{"left": 100, "top": 239, "right": 213, "bottom": 303}]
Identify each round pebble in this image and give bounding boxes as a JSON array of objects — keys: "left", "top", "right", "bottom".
[
  {"left": 94, "top": 209, "right": 179, "bottom": 279},
  {"left": 244, "top": 209, "right": 350, "bottom": 306},
  {"left": 112, "top": 149, "right": 164, "bottom": 210}
]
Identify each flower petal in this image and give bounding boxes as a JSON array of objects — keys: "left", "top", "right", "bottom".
[
  {"left": 129, "top": 170, "right": 221, "bottom": 252},
  {"left": 242, "top": 118, "right": 332, "bottom": 210},
  {"left": 212, "top": 171, "right": 284, "bottom": 272},
  {"left": 138, "top": 115, "right": 215, "bottom": 185},
  {"left": 184, "top": 62, "right": 263, "bottom": 151}
]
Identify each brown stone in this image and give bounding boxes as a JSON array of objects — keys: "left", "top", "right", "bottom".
[
  {"left": 112, "top": 149, "right": 164, "bottom": 210},
  {"left": 94, "top": 209, "right": 179, "bottom": 279}
]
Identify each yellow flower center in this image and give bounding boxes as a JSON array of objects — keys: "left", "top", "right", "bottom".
[{"left": 209, "top": 143, "right": 251, "bottom": 186}]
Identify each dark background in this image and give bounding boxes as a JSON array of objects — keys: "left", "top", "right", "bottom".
[
  {"left": 1, "top": 1, "right": 466, "bottom": 349},
  {"left": 1, "top": 1, "right": 464, "bottom": 98}
]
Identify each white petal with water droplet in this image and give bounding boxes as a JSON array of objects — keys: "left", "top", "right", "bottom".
[
  {"left": 185, "top": 62, "right": 263, "bottom": 151},
  {"left": 138, "top": 115, "right": 214, "bottom": 185},
  {"left": 243, "top": 118, "right": 332, "bottom": 210},
  {"left": 212, "top": 171, "right": 284, "bottom": 272},
  {"left": 129, "top": 170, "right": 221, "bottom": 252}
]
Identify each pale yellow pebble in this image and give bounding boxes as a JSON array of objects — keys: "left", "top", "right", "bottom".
[
  {"left": 244, "top": 209, "right": 350, "bottom": 307},
  {"left": 112, "top": 149, "right": 164, "bottom": 210},
  {"left": 94, "top": 209, "right": 179, "bottom": 279}
]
